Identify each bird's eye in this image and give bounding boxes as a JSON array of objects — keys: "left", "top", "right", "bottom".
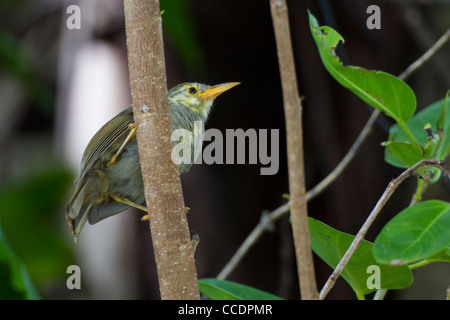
[{"left": 187, "top": 87, "right": 197, "bottom": 94}]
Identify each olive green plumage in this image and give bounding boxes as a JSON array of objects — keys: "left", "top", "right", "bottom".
[{"left": 66, "top": 82, "right": 239, "bottom": 240}]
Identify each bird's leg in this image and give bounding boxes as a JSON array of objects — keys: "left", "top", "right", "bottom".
[
  {"left": 106, "top": 123, "right": 136, "bottom": 167},
  {"left": 111, "top": 194, "right": 148, "bottom": 212},
  {"left": 110, "top": 194, "right": 151, "bottom": 221}
]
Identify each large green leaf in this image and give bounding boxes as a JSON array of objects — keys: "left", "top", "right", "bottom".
[
  {"left": 198, "top": 278, "right": 283, "bottom": 300},
  {"left": 309, "top": 218, "right": 412, "bottom": 296},
  {"left": 385, "top": 98, "right": 450, "bottom": 168},
  {"left": 424, "top": 247, "right": 450, "bottom": 264},
  {"left": 308, "top": 11, "right": 416, "bottom": 127},
  {"left": 373, "top": 200, "right": 450, "bottom": 265}
]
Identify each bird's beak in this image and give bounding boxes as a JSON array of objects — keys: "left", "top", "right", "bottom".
[{"left": 199, "top": 82, "right": 240, "bottom": 101}]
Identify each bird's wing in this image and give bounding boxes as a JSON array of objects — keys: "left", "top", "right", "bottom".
[{"left": 76, "top": 106, "right": 134, "bottom": 186}]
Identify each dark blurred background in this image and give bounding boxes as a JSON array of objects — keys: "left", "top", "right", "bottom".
[{"left": 0, "top": 0, "right": 449, "bottom": 300}]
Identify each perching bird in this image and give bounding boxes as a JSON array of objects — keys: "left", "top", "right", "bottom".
[{"left": 66, "top": 82, "right": 240, "bottom": 240}]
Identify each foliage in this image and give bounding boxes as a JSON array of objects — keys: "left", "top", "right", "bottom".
[
  {"left": 305, "top": 12, "right": 450, "bottom": 299},
  {"left": 309, "top": 218, "right": 412, "bottom": 298},
  {"left": 373, "top": 200, "right": 450, "bottom": 265},
  {"left": 384, "top": 95, "right": 450, "bottom": 168},
  {"left": 308, "top": 12, "right": 417, "bottom": 136},
  {"left": 199, "top": 11, "right": 449, "bottom": 300}
]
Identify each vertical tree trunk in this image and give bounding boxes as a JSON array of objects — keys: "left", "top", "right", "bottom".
[
  {"left": 270, "top": 0, "right": 318, "bottom": 300},
  {"left": 123, "top": 0, "right": 199, "bottom": 300}
]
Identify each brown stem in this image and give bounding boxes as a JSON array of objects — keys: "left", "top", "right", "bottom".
[
  {"left": 270, "top": 0, "right": 318, "bottom": 300},
  {"left": 123, "top": 0, "right": 199, "bottom": 300}
]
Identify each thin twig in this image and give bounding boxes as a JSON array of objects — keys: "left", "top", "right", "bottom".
[
  {"left": 306, "top": 109, "right": 380, "bottom": 201},
  {"left": 398, "top": 28, "right": 450, "bottom": 81},
  {"left": 373, "top": 289, "right": 388, "bottom": 300},
  {"left": 217, "top": 204, "right": 289, "bottom": 280},
  {"left": 216, "top": 23, "right": 450, "bottom": 288},
  {"left": 319, "top": 160, "right": 449, "bottom": 300},
  {"left": 270, "top": 0, "right": 317, "bottom": 299}
]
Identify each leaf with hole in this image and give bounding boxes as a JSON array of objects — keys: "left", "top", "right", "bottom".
[{"left": 308, "top": 11, "right": 416, "bottom": 126}]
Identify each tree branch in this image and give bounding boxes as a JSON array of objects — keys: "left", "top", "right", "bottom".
[
  {"left": 270, "top": 0, "right": 317, "bottom": 300},
  {"left": 217, "top": 204, "right": 289, "bottom": 280},
  {"left": 123, "top": 0, "right": 199, "bottom": 300}
]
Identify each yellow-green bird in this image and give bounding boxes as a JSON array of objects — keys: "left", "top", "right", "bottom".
[{"left": 66, "top": 82, "right": 240, "bottom": 240}]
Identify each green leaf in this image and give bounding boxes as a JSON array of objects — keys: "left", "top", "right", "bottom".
[
  {"left": 309, "top": 218, "right": 412, "bottom": 296},
  {"left": 308, "top": 11, "right": 416, "bottom": 127},
  {"left": 382, "top": 141, "right": 425, "bottom": 167},
  {"left": 425, "top": 247, "right": 450, "bottom": 263},
  {"left": 0, "top": 224, "right": 39, "bottom": 299},
  {"left": 385, "top": 97, "right": 450, "bottom": 168},
  {"left": 373, "top": 200, "right": 450, "bottom": 265},
  {"left": 198, "top": 278, "right": 283, "bottom": 300}
]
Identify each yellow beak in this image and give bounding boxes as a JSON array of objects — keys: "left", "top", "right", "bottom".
[{"left": 198, "top": 82, "right": 240, "bottom": 101}]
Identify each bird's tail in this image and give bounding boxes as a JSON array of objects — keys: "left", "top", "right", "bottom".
[
  {"left": 66, "top": 180, "right": 131, "bottom": 242},
  {"left": 65, "top": 182, "right": 91, "bottom": 242}
]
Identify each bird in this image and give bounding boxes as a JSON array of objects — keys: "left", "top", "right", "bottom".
[{"left": 65, "top": 82, "right": 240, "bottom": 241}]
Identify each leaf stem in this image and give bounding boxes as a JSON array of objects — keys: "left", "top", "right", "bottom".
[
  {"left": 356, "top": 290, "right": 366, "bottom": 300},
  {"left": 398, "top": 120, "right": 419, "bottom": 144},
  {"left": 410, "top": 175, "right": 424, "bottom": 206},
  {"left": 408, "top": 259, "right": 430, "bottom": 270}
]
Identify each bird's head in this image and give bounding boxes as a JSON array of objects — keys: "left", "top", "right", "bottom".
[{"left": 168, "top": 82, "right": 240, "bottom": 120}]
